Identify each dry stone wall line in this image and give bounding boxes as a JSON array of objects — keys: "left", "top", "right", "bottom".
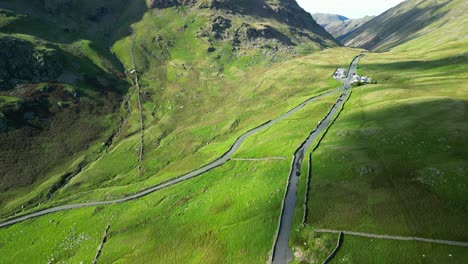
[
  {"left": 130, "top": 31, "right": 145, "bottom": 169},
  {"left": 322, "top": 231, "right": 343, "bottom": 264},
  {"left": 270, "top": 89, "right": 349, "bottom": 264},
  {"left": 315, "top": 229, "right": 468, "bottom": 247},
  {"left": 312, "top": 89, "right": 352, "bottom": 153},
  {"left": 268, "top": 156, "right": 296, "bottom": 264},
  {"left": 92, "top": 224, "right": 111, "bottom": 264},
  {"left": 302, "top": 152, "right": 312, "bottom": 226}
]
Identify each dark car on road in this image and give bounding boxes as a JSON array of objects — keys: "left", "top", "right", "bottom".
[{"left": 295, "top": 171, "right": 300, "bottom": 176}]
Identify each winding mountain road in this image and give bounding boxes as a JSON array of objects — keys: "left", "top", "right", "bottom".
[
  {"left": 271, "top": 54, "right": 363, "bottom": 264},
  {"left": 0, "top": 82, "right": 342, "bottom": 228}
]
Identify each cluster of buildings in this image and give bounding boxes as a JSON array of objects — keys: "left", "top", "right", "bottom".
[
  {"left": 333, "top": 68, "right": 347, "bottom": 80},
  {"left": 350, "top": 74, "right": 372, "bottom": 84},
  {"left": 333, "top": 68, "right": 373, "bottom": 85}
]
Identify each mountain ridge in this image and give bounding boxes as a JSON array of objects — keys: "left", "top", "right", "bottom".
[
  {"left": 312, "top": 13, "right": 374, "bottom": 41},
  {"left": 341, "top": 0, "right": 467, "bottom": 51}
]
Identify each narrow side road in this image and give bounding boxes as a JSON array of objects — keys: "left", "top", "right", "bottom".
[
  {"left": 316, "top": 229, "right": 468, "bottom": 247},
  {"left": 271, "top": 54, "right": 363, "bottom": 264},
  {"left": 0, "top": 86, "right": 341, "bottom": 228}
]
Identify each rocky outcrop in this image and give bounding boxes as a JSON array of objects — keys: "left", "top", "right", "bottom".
[
  {"left": 234, "top": 23, "right": 294, "bottom": 46},
  {"left": 148, "top": 0, "right": 200, "bottom": 9},
  {"left": 210, "top": 16, "right": 232, "bottom": 39},
  {"left": 148, "top": 0, "right": 338, "bottom": 47},
  {"left": 0, "top": 36, "right": 63, "bottom": 90},
  {"left": 212, "top": 0, "right": 335, "bottom": 40}
]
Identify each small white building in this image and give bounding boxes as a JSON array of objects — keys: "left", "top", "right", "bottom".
[
  {"left": 333, "top": 68, "right": 347, "bottom": 80},
  {"left": 361, "top": 76, "right": 372, "bottom": 83},
  {"left": 350, "top": 75, "right": 372, "bottom": 84},
  {"left": 350, "top": 75, "right": 360, "bottom": 84}
]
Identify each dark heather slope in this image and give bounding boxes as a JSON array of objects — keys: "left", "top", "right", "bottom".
[
  {"left": 0, "top": 0, "right": 146, "bottom": 210},
  {"left": 341, "top": 0, "right": 464, "bottom": 51}
]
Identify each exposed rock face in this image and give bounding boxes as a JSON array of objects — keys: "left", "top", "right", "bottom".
[
  {"left": 234, "top": 23, "right": 294, "bottom": 46},
  {"left": 213, "top": 0, "right": 334, "bottom": 39},
  {"left": 148, "top": 0, "right": 337, "bottom": 43},
  {"left": 148, "top": 0, "right": 200, "bottom": 9},
  {"left": 210, "top": 16, "right": 232, "bottom": 39},
  {"left": 0, "top": 36, "right": 63, "bottom": 90}
]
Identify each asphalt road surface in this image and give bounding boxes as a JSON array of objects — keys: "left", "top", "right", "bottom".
[
  {"left": 0, "top": 85, "right": 341, "bottom": 228},
  {"left": 271, "top": 55, "right": 363, "bottom": 264}
]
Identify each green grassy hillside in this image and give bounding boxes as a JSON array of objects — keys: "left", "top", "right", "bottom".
[
  {"left": 0, "top": 0, "right": 150, "bottom": 217},
  {"left": 0, "top": 0, "right": 339, "bottom": 218},
  {"left": 1, "top": 0, "right": 467, "bottom": 263},
  {"left": 342, "top": 0, "right": 467, "bottom": 51},
  {"left": 0, "top": 47, "right": 359, "bottom": 263},
  {"left": 331, "top": 236, "right": 467, "bottom": 264},
  {"left": 294, "top": 2, "right": 468, "bottom": 263}
]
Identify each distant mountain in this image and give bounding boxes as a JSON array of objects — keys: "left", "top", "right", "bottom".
[
  {"left": 341, "top": 0, "right": 467, "bottom": 51},
  {"left": 312, "top": 13, "right": 349, "bottom": 25},
  {"left": 312, "top": 13, "right": 374, "bottom": 41}
]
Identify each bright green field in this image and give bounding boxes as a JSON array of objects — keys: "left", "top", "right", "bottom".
[
  {"left": 330, "top": 235, "right": 467, "bottom": 264},
  {"left": 0, "top": 5, "right": 360, "bottom": 262},
  {"left": 306, "top": 48, "right": 468, "bottom": 240},
  {"left": 0, "top": 80, "right": 345, "bottom": 263},
  {"left": 296, "top": 14, "right": 468, "bottom": 263},
  {"left": 290, "top": 7, "right": 468, "bottom": 261},
  {"left": 2, "top": 1, "right": 467, "bottom": 263}
]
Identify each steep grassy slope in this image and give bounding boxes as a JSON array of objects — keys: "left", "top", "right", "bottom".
[
  {"left": 292, "top": 3, "right": 468, "bottom": 262},
  {"left": 342, "top": 0, "right": 467, "bottom": 51},
  {"left": 0, "top": 0, "right": 339, "bottom": 218},
  {"left": 0, "top": 48, "right": 357, "bottom": 263},
  {"left": 290, "top": 1, "right": 468, "bottom": 262},
  {"left": 50, "top": 2, "right": 341, "bottom": 202},
  {"left": 313, "top": 13, "right": 374, "bottom": 41},
  {"left": 0, "top": 2, "right": 140, "bottom": 208},
  {"left": 307, "top": 54, "right": 468, "bottom": 237}
]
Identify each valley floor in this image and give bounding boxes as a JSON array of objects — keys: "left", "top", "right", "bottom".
[{"left": 1, "top": 45, "right": 467, "bottom": 263}]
